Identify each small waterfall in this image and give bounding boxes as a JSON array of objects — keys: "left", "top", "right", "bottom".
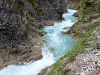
[{"left": 0, "top": 9, "right": 77, "bottom": 75}]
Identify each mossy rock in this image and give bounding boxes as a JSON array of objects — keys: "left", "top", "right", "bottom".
[
  {"left": 9, "top": 49, "right": 19, "bottom": 54},
  {"left": 12, "top": 0, "right": 25, "bottom": 16},
  {"left": 25, "top": 0, "right": 44, "bottom": 15},
  {"left": 0, "top": 48, "right": 19, "bottom": 54}
]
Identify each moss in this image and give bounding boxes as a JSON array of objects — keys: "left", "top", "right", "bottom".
[
  {"left": 13, "top": 0, "right": 24, "bottom": 5},
  {"left": 12, "top": 0, "right": 44, "bottom": 16},
  {"left": 74, "top": 32, "right": 84, "bottom": 38},
  {"left": 79, "top": 9, "right": 89, "bottom": 17},
  {"left": 94, "top": 0, "right": 100, "bottom": 11},
  {"left": 27, "top": 14, "right": 36, "bottom": 22},
  {"left": 74, "top": 24, "right": 87, "bottom": 30},
  {"left": 9, "top": 49, "right": 18, "bottom": 54},
  {"left": 0, "top": 49, "right": 4, "bottom": 52},
  {"left": 79, "top": 0, "right": 100, "bottom": 18},
  {"left": 12, "top": 0, "right": 24, "bottom": 16},
  {"left": 77, "top": 18, "right": 87, "bottom": 22},
  {"left": 67, "top": 0, "right": 80, "bottom": 2},
  {"left": 0, "top": 48, "right": 18, "bottom": 54},
  {"left": 25, "top": 0, "right": 44, "bottom": 15},
  {"left": 71, "top": 24, "right": 86, "bottom": 38},
  {"left": 81, "top": 0, "right": 92, "bottom": 9}
]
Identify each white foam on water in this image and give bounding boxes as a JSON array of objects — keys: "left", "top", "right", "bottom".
[
  {"left": 43, "top": 9, "right": 77, "bottom": 60},
  {"left": 0, "top": 46, "right": 55, "bottom": 75},
  {"left": 0, "top": 9, "right": 77, "bottom": 75}
]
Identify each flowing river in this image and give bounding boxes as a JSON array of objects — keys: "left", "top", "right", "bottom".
[{"left": 0, "top": 9, "right": 77, "bottom": 75}]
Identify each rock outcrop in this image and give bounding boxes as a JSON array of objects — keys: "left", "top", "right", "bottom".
[{"left": 0, "top": 0, "right": 67, "bottom": 68}]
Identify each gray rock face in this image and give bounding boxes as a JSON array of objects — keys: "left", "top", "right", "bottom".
[
  {"left": 36, "top": 0, "right": 66, "bottom": 20},
  {"left": 0, "top": 0, "right": 26, "bottom": 49},
  {"left": 0, "top": 0, "right": 67, "bottom": 68},
  {"left": 0, "top": 0, "right": 66, "bottom": 49},
  {"left": 24, "top": 0, "right": 66, "bottom": 20}
]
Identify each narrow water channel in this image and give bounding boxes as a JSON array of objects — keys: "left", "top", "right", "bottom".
[{"left": 0, "top": 9, "right": 77, "bottom": 75}]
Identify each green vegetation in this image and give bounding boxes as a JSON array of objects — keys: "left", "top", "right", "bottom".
[
  {"left": 0, "top": 48, "right": 18, "bottom": 54},
  {"left": 74, "top": 24, "right": 86, "bottom": 30},
  {"left": 74, "top": 23, "right": 99, "bottom": 38},
  {"left": 69, "top": 0, "right": 100, "bottom": 21},
  {"left": 12, "top": 0, "right": 44, "bottom": 15},
  {"left": 95, "top": 0, "right": 100, "bottom": 11},
  {"left": 77, "top": 18, "right": 87, "bottom": 22},
  {"left": 40, "top": 25, "right": 100, "bottom": 75},
  {"left": 39, "top": 0, "right": 100, "bottom": 74},
  {"left": 12, "top": 0, "right": 25, "bottom": 16},
  {"left": 25, "top": 0, "right": 44, "bottom": 15},
  {"left": 67, "top": 0, "right": 80, "bottom": 2}
]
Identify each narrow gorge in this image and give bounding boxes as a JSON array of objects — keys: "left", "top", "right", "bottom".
[
  {"left": 0, "top": 9, "right": 77, "bottom": 75},
  {"left": 0, "top": 0, "right": 100, "bottom": 75}
]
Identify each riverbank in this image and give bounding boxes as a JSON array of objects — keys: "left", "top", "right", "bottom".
[
  {"left": 0, "top": 20, "right": 57, "bottom": 69},
  {"left": 39, "top": 0, "right": 100, "bottom": 75},
  {"left": 65, "top": 26, "right": 100, "bottom": 75},
  {"left": 39, "top": 25, "right": 100, "bottom": 75}
]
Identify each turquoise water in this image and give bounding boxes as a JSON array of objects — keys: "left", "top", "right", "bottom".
[
  {"left": 44, "top": 34, "right": 75, "bottom": 60},
  {"left": 43, "top": 9, "right": 77, "bottom": 60},
  {"left": 0, "top": 9, "right": 77, "bottom": 75}
]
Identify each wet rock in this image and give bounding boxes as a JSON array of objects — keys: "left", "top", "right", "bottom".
[
  {"left": 96, "top": 43, "right": 100, "bottom": 49},
  {"left": 73, "top": 12, "right": 79, "bottom": 17}
]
